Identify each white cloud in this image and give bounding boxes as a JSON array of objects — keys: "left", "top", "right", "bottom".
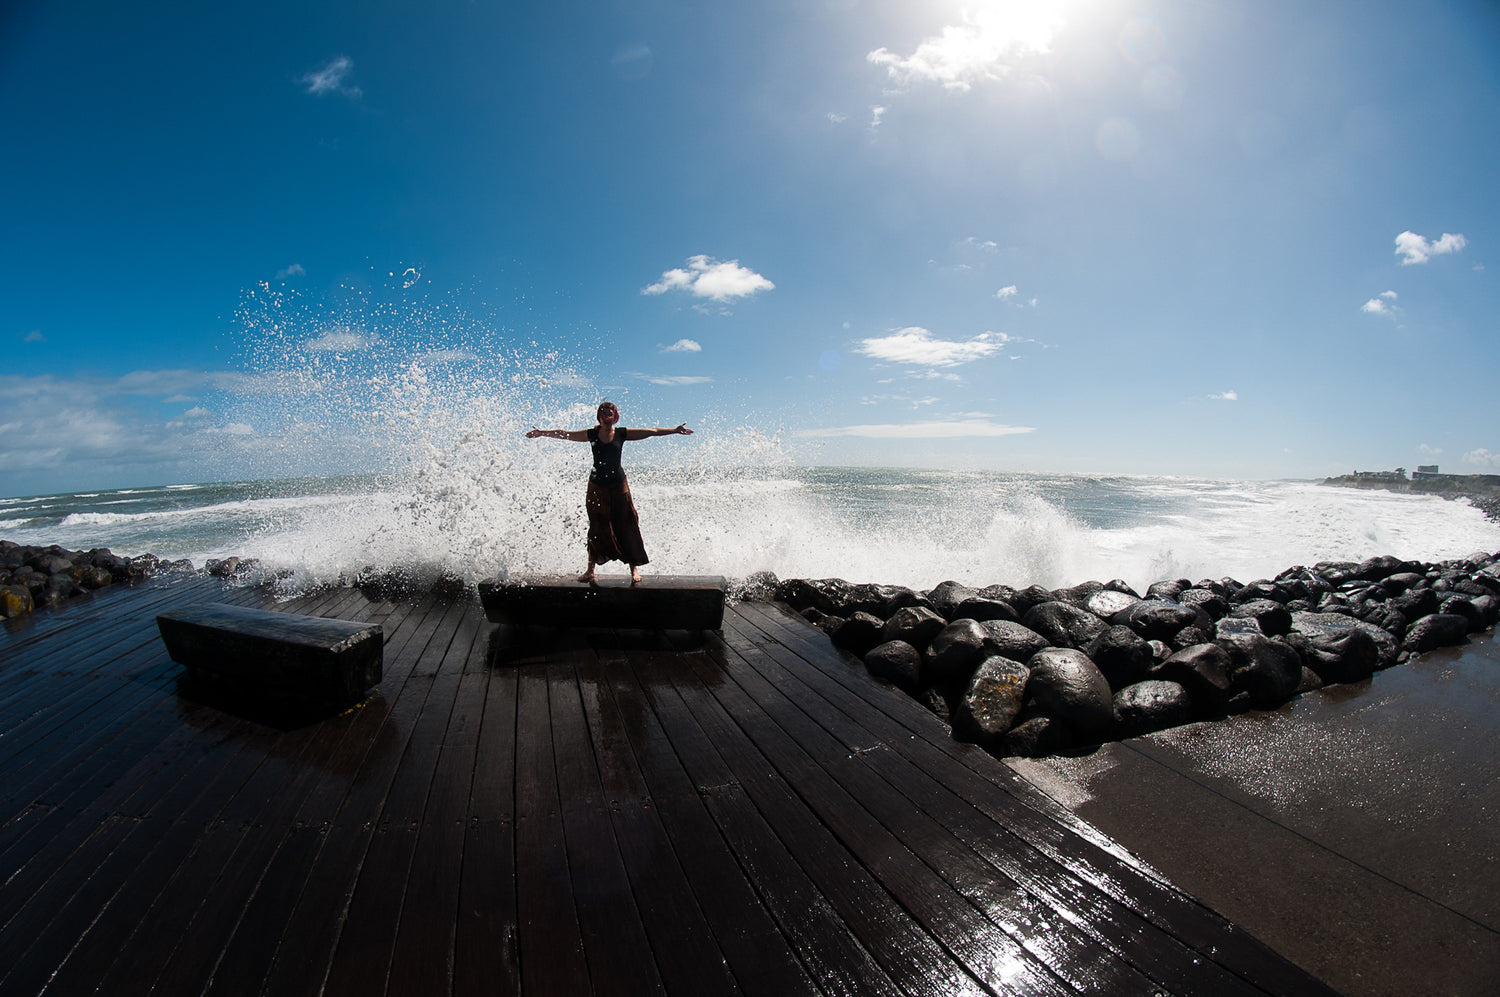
[
  {"left": 276, "top": 263, "right": 306, "bottom": 280},
  {"left": 1395, "top": 230, "right": 1467, "bottom": 265},
  {"left": 856, "top": 326, "right": 1013, "bottom": 367},
  {"left": 24, "top": 330, "right": 46, "bottom": 343},
  {"left": 870, "top": 105, "right": 886, "bottom": 128},
  {"left": 661, "top": 338, "right": 702, "bottom": 353},
  {"left": 826, "top": 111, "right": 848, "bottom": 124},
  {"left": 867, "top": 3, "right": 1067, "bottom": 92},
  {"left": 995, "top": 285, "right": 1018, "bottom": 299},
  {"left": 1361, "top": 290, "right": 1399, "bottom": 317},
  {"left": 1207, "top": 390, "right": 1238, "bottom": 401},
  {"left": 1419, "top": 443, "right": 1442, "bottom": 455},
  {"left": 304, "top": 328, "right": 369, "bottom": 352},
  {"left": 300, "top": 56, "right": 362, "bottom": 99},
  {"left": 1462, "top": 448, "right": 1500, "bottom": 469},
  {"left": 626, "top": 373, "right": 714, "bottom": 386},
  {"left": 642, "top": 255, "right": 774, "bottom": 302},
  {"left": 798, "top": 419, "right": 1035, "bottom": 439},
  {"left": 962, "top": 237, "right": 999, "bottom": 252}
]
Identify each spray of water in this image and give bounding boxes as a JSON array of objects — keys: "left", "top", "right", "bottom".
[{"left": 136, "top": 273, "right": 1495, "bottom": 596}]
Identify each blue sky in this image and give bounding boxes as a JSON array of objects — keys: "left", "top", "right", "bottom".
[{"left": 3, "top": 0, "right": 1498, "bottom": 495}]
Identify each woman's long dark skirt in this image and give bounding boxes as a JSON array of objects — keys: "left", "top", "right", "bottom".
[{"left": 585, "top": 478, "right": 649, "bottom": 566}]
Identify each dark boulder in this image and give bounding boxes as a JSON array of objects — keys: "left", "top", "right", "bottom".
[
  {"left": 830, "top": 611, "right": 886, "bottom": 657},
  {"left": 978, "top": 620, "right": 1049, "bottom": 663},
  {"left": 864, "top": 640, "right": 922, "bottom": 691},
  {"left": 1021, "top": 601, "right": 1107, "bottom": 650},
  {"left": 1145, "top": 578, "right": 1191, "bottom": 601},
  {"left": 1382, "top": 571, "right": 1426, "bottom": 594},
  {"left": 1218, "top": 634, "right": 1303, "bottom": 707},
  {"left": 1149, "top": 643, "right": 1234, "bottom": 714},
  {"left": 1291, "top": 611, "right": 1400, "bottom": 669},
  {"left": 952, "top": 597, "right": 1019, "bottom": 624},
  {"left": 1289, "top": 628, "right": 1380, "bottom": 684},
  {"left": 953, "top": 655, "right": 1030, "bottom": 748},
  {"left": 1178, "top": 587, "right": 1228, "bottom": 621},
  {"left": 1008, "top": 584, "right": 1056, "bottom": 616},
  {"left": 1050, "top": 580, "right": 1103, "bottom": 608},
  {"left": 1085, "top": 589, "right": 1140, "bottom": 621},
  {"left": 1112, "top": 680, "right": 1194, "bottom": 738},
  {"left": 1356, "top": 555, "right": 1415, "bottom": 582},
  {"left": 1, "top": 585, "right": 33, "bottom": 619},
  {"left": 925, "top": 580, "right": 979, "bottom": 620},
  {"left": 845, "top": 582, "right": 920, "bottom": 618},
  {"left": 1103, "top": 578, "right": 1141, "bottom": 597},
  {"left": 1228, "top": 599, "right": 1292, "bottom": 637},
  {"left": 880, "top": 605, "right": 947, "bottom": 651},
  {"left": 1215, "top": 616, "right": 1263, "bottom": 639},
  {"left": 1001, "top": 715, "right": 1074, "bottom": 758},
  {"left": 1025, "top": 648, "right": 1114, "bottom": 740},
  {"left": 1084, "top": 625, "right": 1154, "bottom": 690},
  {"left": 924, "top": 619, "right": 991, "bottom": 687},
  {"left": 1390, "top": 587, "right": 1440, "bottom": 622},
  {"left": 1122, "top": 601, "right": 1204, "bottom": 643},
  {"left": 1400, "top": 614, "right": 1470, "bottom": 654},
  {"left": 1169, "top": 625, "right": 1214, "bottom": 651}
]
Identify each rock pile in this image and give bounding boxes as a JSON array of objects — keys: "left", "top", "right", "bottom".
[
  {"left": 756, "top": 551, "right": 1500, "bottom": 758},
  {"left": 0, "top": 540, "right": 256, "bottom": 619}
]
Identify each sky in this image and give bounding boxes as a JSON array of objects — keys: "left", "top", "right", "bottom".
[{"left": 3, "top": 0, "right": 1498, "bottom": 495}]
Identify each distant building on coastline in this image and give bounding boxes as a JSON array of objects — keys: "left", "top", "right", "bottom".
[
  {"left": 1345, "top": 468, "right": 1407, "bottom": 482},
  {"left": 1413, "top": 465, "right": 1441, "bottom": 479}
]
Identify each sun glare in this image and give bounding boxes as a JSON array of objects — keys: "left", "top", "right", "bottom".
[{"left": 870, "top": 0, "right": 1087, "bottom": 91}]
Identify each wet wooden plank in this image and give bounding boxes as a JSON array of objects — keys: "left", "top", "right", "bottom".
[
  {"left": 736, "top": 600, "right": 1341, "bottom": 996},
  {"left": 593, "top": 651, "right": 819, "bottom": 997}
]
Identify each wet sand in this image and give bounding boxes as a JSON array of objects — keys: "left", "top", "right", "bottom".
[{"left": 1011, "top": 630, "right": 1500, "bottom": 997}]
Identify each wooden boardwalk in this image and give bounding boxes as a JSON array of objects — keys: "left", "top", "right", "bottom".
[{"left": 0, "top": 575, "right": 1338, "bottom": 996}]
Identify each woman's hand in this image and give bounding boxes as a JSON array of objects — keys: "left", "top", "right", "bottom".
[
  {"left": 525, "top": 427, "right": 542, "bottom": 438},
  {"left": 675, "top": 423, "right": 693, "bottom": 435}
]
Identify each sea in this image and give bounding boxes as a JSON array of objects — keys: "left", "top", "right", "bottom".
[{"left": 4, "top": 468, "right": 1498, "bottom": 599}]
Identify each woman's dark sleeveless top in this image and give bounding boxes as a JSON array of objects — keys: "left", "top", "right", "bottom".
[{"left": 587, "top": 426, "right": 626, "bottom": 484}]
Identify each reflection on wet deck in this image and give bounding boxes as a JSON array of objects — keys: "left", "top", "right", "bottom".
[{"left": 0, "top": 575, "right": 1336, "bottom": 995}]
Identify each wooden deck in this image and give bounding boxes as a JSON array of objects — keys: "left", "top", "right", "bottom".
[{"left": 0, "top": 575, "right": 1338, "bottom": 996}]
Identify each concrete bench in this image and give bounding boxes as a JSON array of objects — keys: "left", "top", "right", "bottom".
[
  {"left": 157, "top": 603, "right": 383, "bottom": 704},
  {"left": 478, "top": 575, "right": 727, "bottom": 631}
]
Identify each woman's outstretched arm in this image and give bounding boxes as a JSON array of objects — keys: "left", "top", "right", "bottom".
[
  {"left": 623, "top": 424, "right": 693, "bottom": 441},
  {"left": 526, "top": 427, "right": 591, "bottom": 441}
]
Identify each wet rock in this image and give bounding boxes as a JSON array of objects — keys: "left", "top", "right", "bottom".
[
  {"left": 1122, "top": 600, "right": 1204, "bottom": 643},
  {"left": 953, "top": 655, "right": 1030, "bottom": 748},
  {"left": 1085, "top": 589, "right": 1140, "bottom": 621},
  {"left": 1178, "top": 587, "right": 1229, "bottom": 620},
  {"left": 1145, "top": 578, "right": 1191, "bottom": 601},
  {"left": 952, "top": 597, "right": 1019, "bottom": 624},
  {"left": 1290, "top": 611, "right": 1400, "bottom": 669},
  {"left": 830, "top": 611, "right": 885, "bottom": 657},
  {"left": 1103, "top": 578, "right": 1141, "bottom": 597},
  {"left": 1169, "top": 625, "right": 1214, "bottom": 651},
  {"left": 1050, "top": 580, "right": 1103, "bottom": 608},
  {"left": 1401, "top": 613, "right": 1470, "bottom": 654},
  {"left": 1008, "top": 584, "right": 1055, "bottom": 616},
  {"left": 1390, "top": 587, "right": 1440, "bottom": 621},
  {"left": 1025, "top": 648, "right": 1113, "bottom": 740},
  {"left": 1228, "top": 598, "right": 1292, "bottom": 637},
  {"left": 75, "top": 565, "right": 113, "bottom": 590},
  {"left": 1021, "top": 601, "right": 1107, "bottom": 650},
  {"left": 1084, "top": 625, "right": 1154, "bottom": 690},
  {"left": 845, "top": 582, "right": 920, "bottom": 618},
  {"left": 880, "top": 605, "right": 947, "bottom": 651},
  {"left": 1001, "top": 715, "right": 1074, "bottom": 758},
  {"left": 1112, "top": 680, "right": 1194, "bottom": 738},
  {"left": 1218, "top": 634, "right": 1303, "bottom": 707},
  {"left": 918, "top": 686, "right": 952, "bottom": 725},
  {"left": 924, "top": 619, "right": 991, "bottom": 687},
  {"left": 1215, "top": 616, "right": 1263, "bottom": 638},
  {"left": 1, "top": 584, "right": 34, "bottom": 618},
  {"left": 733, "top": 570, "right": 779, "bottom": 601},
  {"left": 36, "top": 554, "right": 74, "bottom": 575},
  {"left": 1289, "top": 628, "right": 1381, "bottom": 684},
  {"left": 978, "top": 620, "right": 1049, "bottom": 663},
  {"left": 864, "top": 640, "right": 922, "bottom": 691},
  {"left": 925, "top": 580, "right": 979, "bottom": 620},
  {"left": 1149, "top": 643, "right": 1234, "bottom": 714}
]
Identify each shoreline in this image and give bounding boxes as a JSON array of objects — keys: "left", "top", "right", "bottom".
[{"left": 1320, "top": 475, "right": 1500, "bottom": 523}]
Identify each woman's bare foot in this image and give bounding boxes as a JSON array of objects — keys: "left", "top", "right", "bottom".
[
  {"left": 577, "top": 570, "right": 596, "bottom": 583},
  {"left": 630, "top": 566, "right": 643, "bottom": 585}
]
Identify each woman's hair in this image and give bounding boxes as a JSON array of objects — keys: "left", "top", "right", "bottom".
[{"left": 596, "top": 399, "right": 618, "bottom": 417}]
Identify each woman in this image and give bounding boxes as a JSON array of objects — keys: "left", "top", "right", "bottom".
[{"left": 526, "top": 401, "right": 693, "bottom": 584}]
